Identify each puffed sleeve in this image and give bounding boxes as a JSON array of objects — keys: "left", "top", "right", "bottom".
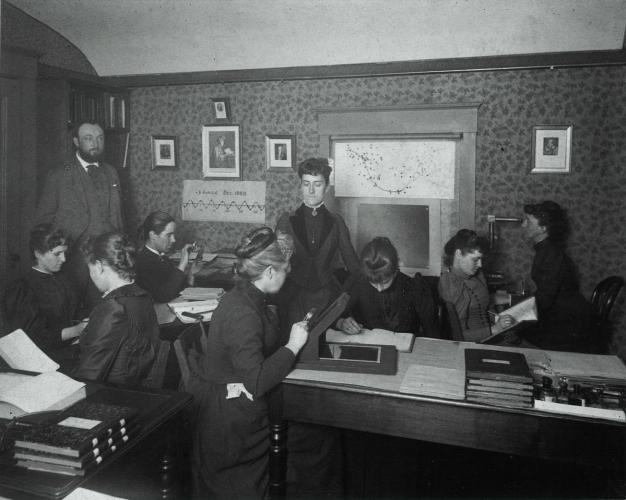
[
  {"left": 3, "top": 279, "right": 66, "bottom": 351},
  {"left": 73, "top": 300, "right": 127, "bottom": 382},
  {"left": 336, "top": 215, "right": 360, "bottom": 275},
  {"left": 224, "top": 309, "right": 295, "bottom": 398}
]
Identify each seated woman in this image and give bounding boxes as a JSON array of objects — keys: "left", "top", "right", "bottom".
[
  {"left": 519, "top": 201, "right": 592, "bottom": 352},
  {"left": 438, "top": 229, "right": 515, "bottom": 342},
  {"left": 336, "top": 237, "right": 439, "bottom": 337},
  {"left": 3, "top": 224, "right": 85, "bottom": 370},
  {"left": 188, "top": 227, "right": 309, "bottom": 498},
  {"left": 74, "top": 232, "right": 159, "bottom": 386},
  {"left": 135, "top": 211, "right": 200, "bottom": 303}
]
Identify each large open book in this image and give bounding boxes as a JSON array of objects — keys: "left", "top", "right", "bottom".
[
  {"left": 480, "top": 296, "right": 538, "bottom": 344},
  {"left": 0, "top": 330, "right": 86, "bottom": 419},
  {"left": 325, "top": 328, "right": 415, "bottom": 353}
]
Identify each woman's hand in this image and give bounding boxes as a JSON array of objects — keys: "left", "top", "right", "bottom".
[
  {"left": 285, "top": 320, "right": 309, "bottom": 355},
  {"left": 336, "top": 316, "right": 362, "bottom": 335},
  {"left": 61, "top": 319, "right": 87, "bottom": 341},
  {"left": 492, "top": 314, "right": 516, "bottom": 334}
]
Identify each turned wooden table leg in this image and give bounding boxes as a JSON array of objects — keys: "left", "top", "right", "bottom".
[{"left": 268, "top": 420, "right": 288, "bottom": 498}]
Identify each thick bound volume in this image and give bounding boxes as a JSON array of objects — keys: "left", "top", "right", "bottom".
[
  {"left": 465, "top": 348, "right": 534, "bottom": 408},
  {"left": 14, "top": 402, "right": 137, "bottom": 457},
  {"left": 464, "top": 348, "right": 533, "bottom": 384},
  {"left": 15, "top": 432, "right": 131, "bottom": 476},
  {"left": 14, "top": 426, "right": 132, "bottom": 467}
]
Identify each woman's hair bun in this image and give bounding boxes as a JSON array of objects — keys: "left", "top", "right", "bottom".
[{"left": 235, "top": 227, "right": 276, "bottom": 259}]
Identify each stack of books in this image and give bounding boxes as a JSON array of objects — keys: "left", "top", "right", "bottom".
[
  {"left": 464, "top": 348, "right": 534, "bottom": 408},
  {"left": 12, "top": 401, "right": 137, "bottom": 476}
]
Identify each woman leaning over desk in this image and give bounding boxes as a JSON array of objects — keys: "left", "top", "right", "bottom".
[
  {"left": 337, "top": 236, "right": 439, "bottom": 337},
  {"left": 519, "top": 201, "right": 592, "bottom": 352},
  {"left": 3, "top": 223, "right": 85, "bottom": 371},
  {"left": 73, "top": 232, "right": 159, "bottom": 386},
  {"left": 189, "top": 227, "right": 309, "bottom": 498},
  {"left": 438, "top": 229, "right": 516, "bottom": 342}
]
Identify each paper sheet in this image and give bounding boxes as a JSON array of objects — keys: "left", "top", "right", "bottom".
[
  {"left": 0, "top": 329, "right": 59, "bottom": 372},
  {"left": 325, "top": 328, "right": 414, "bottom": 352}
]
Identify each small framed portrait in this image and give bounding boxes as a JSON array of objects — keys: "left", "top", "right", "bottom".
[
  {"left": 265, "top": 134, "right": 296, "bottom": 172},
  {"left": 202, "top": 124, "right": 242, "bottom": 179},
  {"left": 211, "top": 97, "right": 231, "bottom": 122},
  {"left": 531, "top": 125, "right": 572, "bottom": 174},
  {"left": 151, "top": 135, "right": 178, "bottom": 170}
]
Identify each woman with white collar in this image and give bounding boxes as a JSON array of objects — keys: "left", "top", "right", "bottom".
[{"left": 3, "top": 223, "right": 84, "bottom": 370}]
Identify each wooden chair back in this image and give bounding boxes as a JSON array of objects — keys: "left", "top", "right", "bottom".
[
  {"left": 442, "top": 301, "right": 465, "bottom": 342},
  {"left": 173, "top": 322, "right": 208, "bottom": 391}
]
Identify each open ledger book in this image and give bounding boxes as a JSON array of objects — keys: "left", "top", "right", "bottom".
[
  {"left": 0, "top": 330, "right": 86, "bottom": 419},
  {"left": 481, "top": 296, "right": 538, "bottom": 344},
  {"left": 325, "top": 328, "right": 415, "bottom": 353}
]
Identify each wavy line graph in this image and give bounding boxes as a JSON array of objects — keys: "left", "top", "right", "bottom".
[
  {"left": 182, "top": 199, "right": 266, "bottom": 213},
  {"left": 182, "top": 180, "right": 267, "bottom": 223}
]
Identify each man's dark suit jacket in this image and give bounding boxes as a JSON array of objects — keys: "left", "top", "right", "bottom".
[{"left": 36, "top": 157, "right": 123, "bottom": 243}]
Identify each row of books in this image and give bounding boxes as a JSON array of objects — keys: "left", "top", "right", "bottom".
[
  {"left": 464, "top": 348, "right": 534, "bottom": 409},
  {"left": 11, "top": 401, "right": 138, "bottom": 476}
]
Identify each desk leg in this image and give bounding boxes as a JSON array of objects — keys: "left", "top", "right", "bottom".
[
  {"left": 159, "top": 452, "right": 176, "bottom": 499},
  {"left": 268, "top": 421, "right": 287, "bottom": 498}
]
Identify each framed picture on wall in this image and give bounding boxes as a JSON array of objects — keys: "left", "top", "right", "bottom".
[
  {"left": 202, "top": 124, "right": 241, "bottom": 179},
  {"left": 530, "top": 125, "right": 572, "bottom": 174},
  {"left": 211, "top": 97, "right": 231, "bottom": 122},
  {"left": 151, "top": 135, "right": 178, "bottom": 170},
  {"left": 265, "top": 134, "right": 296, "bottom": 171}
]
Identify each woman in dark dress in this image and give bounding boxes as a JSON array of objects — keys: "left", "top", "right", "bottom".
[
  {"left": 519, "top": 201, "right": 592, "bottom": 352},
  {"left": 3, "top": 224, "right": 85, "bottom": 370},
  {"left": 337, "top": 237, "right": 439, "bottom": 337},
  {"left": 135, "top": 211, "right": 200, "bottom": 303},
  {"left": 275, "top": 157, "right": 360, "bottom": 336},
  {"left": 74, "top": 232, "right": 159, "bottom": 386},
  {"left": 189, "top": 227, "right": 308, "bottom": 499}
]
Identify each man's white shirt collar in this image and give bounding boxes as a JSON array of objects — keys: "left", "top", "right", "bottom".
[{"left": 76, "top": 152, "right": 99, "bottom": 172}]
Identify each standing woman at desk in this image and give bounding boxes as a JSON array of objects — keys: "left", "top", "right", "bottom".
[
  {"left": 189, "top": 227, "right": 308, "bottom": 498},
  {"left": 3, "top": 223, "right": 85, "bottom": 371},
  {"left": 135, "top": 211, "right": 200, "bottom": 303},
  {"left": 74, "top": 232, "right": 159, "bottom": 386},
  {"left": 275, "top": 157, "right": 356, "bottom": 496},
  {"left": 519, "top": 201, "right": 592, "bottom": 352},
  {"left": 276, "top": 157, "right": 360, "bottom": 334},
  {"left": 438, "top": 229, "right": 515, "bottom": 341}
]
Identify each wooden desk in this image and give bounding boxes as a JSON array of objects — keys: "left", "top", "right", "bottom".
[
  {"left": 272, "top": 340, "right": 626, "bottom": 496},
  {"left": 0, "top": 385, "right": 192, "bottom": 499}
]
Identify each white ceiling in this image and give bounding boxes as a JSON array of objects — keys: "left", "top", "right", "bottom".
[{"left": 7, "top": 0, "right": 626, "bottom": 77}]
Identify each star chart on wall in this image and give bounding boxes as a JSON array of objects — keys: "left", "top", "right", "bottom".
[
  {"left": 182, "top": 180, "right": 266, "bottom": 223},
  {"left": 333, "top": 139, "right": 456, "bottom": 199}
]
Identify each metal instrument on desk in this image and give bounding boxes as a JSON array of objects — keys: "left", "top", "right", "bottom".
[{"left": 486, "top": 214, "right": 522, "bottom": 250}]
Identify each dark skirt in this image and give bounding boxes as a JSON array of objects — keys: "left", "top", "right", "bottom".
[{"left": 189, "top": 377, "right": 270, "bottom": 499}]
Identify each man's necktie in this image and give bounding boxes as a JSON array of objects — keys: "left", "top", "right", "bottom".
[{"left": 86, "top": 164, "right": 98, "bottom": 179}]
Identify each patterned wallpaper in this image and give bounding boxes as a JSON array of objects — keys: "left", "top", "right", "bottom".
[
  {"left": 2, "top": 1, "right": 96, "bottom": 75},
  {"left": 129, "top": 65, "right": 626, "bottom": 355}
]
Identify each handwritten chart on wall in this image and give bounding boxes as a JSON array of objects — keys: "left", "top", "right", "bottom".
[
  {"left": 333, "top": 139, "right": 456, "bottom": 199},
  {"left": 182, "top": 180, "right": 266, "bottom": 223}
]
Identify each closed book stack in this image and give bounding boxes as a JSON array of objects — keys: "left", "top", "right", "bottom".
[
  {"left": 12, "top": 401, "right": 137, "bottom": 475},
  {"left": 464, "top": 348, "right": 534, "bottom": 409}
]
